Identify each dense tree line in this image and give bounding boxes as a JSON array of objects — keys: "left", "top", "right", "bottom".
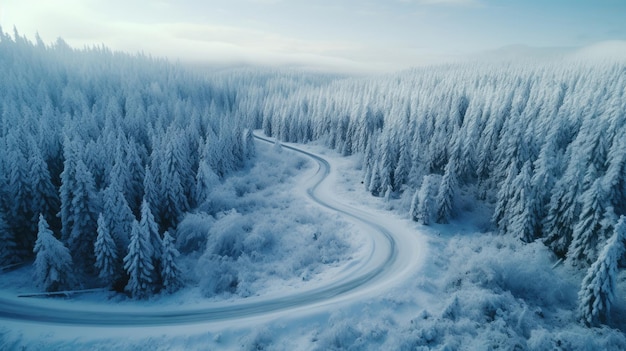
[
  {"left": 0, "top": 29, "right": 253, "bottom": 296},
  {"left": 239, "top": 58, "right": 626, "bottom": 326}
]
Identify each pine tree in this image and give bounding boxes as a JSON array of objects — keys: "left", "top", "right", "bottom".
[
  {"left": 124, "top": 138, "right": 146, "bottom": 214},
  {"left": 94, "top": 213, "right": 119, "bottom": 287},
  {"left": 578, "top": 216, "right": 626, "bottom": 326},
  {"left": 195, "top": 159, "right": 219, "bottom": 206},
  {"left": 161, "top": 231, "right": 182, "bottom": 294},
  {"left": 143, "top": 165, "right": 160, "bottom": 219},
  {"left": 124, "top": 220, "right": 154, "bottom": 299},
  {"left": 27, "top": 138, "right": 60, "bottom": 231},
  {"left": 6, "top": 145, "right": 34, "bottom": 254},
  {"left": 568, "top": 178, "right": 614, "bottom": 267},
  {"left": 368, "top": 161, "right": 382, "bottom": 196},
  {"left": 102, "top": 184, "right": 134, "bottom": 258},
  {"left": 58, "top": 137, "right": 80, "bottom": 242},
  {"left": 604, "top": 129, "right": 626, "bottom": 215},
  {"left": 140, "top": 198, "right": 161, "bottom": 286},
  {"left": 417, "top": 175, "right": 438, "bottom": 226},
  {"left": 393, "top": 140, "right": 411, "bottom": 191},
  {"left": 33, "top": 215, "right": 74, "bottom": 292},
  {"left": 68, "top": 159, "right": 100, "bottom": 274},
  {"left": 508, "top": 161, "right": 539, "bottom": 243},
  {"left": 493, "top": 163, "right": 518, "bottom": 233},
  {"left": 436, "top": 158, "right": 458, "bottom": 224},
  {"left": 159, "top": 136, "right": 190, "bottom": 231}
]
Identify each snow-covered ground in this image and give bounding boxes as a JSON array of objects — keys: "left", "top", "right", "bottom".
[{"left": 1, "top": 136, "right": 625, "bottom": 350}]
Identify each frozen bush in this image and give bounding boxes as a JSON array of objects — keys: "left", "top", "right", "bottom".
[{"left": 176, "top": 213, "right": 215, "bottom": 254}]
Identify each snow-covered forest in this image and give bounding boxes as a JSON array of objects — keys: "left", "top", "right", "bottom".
[
  {"left": 0, "top": 29, "right": 255, "bottom": 295},
  {"left": 1, "top": 27, "right": 626, "bottom": 349},
  {"left": 245, "top": 59, "right": 626, "bottom": 326}
]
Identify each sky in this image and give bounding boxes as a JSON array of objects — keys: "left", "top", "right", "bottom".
[{"left": 1, "top": 0, "right": 626, "bottom": 72}]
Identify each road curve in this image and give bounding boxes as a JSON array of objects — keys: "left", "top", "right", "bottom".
[{"left": 0, "top": 135, "right": 408, "bottom": 327}]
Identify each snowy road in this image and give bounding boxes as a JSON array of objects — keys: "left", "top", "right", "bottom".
[{"left": 0, "top": 135, "right": 424, "bottom": 329}]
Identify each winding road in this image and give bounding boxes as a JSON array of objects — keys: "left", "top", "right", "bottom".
[{"left": 0, "top": 135, "right": 424, "bottom": 328}]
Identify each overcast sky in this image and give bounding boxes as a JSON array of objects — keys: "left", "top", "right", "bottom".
[{"left": 2, "top": 0, "right": 626, "bottom": 72}]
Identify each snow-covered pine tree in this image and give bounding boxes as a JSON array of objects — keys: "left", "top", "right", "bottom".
[
  {"left": 159, "top": 135, "right": 190, "bottom": 231},
  {"left": 94, "top": 213, "right": 119, "bottom": 287},
  {"left": 161, "top": 231, "right": 182, "bottom": 294},
  {"left": 124, "top": 138, "right": 146, "bottom": 214},
  {"left": 195, "top": 158, "right": 219, "bottom": 206},
  {"left": 368, "top": 160, "right": 382, "bottom": 196},
  {"left": 140, "top": 198, "right": 161, "bottom": 287},
  {"left": 6, "top": 140, "right": 34, "bottom": 254},
  {"left": 436, "top": 158, "right": 458, "bottom": 224},
  {"left": 508, "top": 161, "right": 539, "bottom": 243},
  {"left": 33, "top": 215, "right": 74, "bottom": 292},
  {"left": 27, "top": 138, "right": 60, "bottom": 231},
  {"left": 143, "top": 165, "right": 160, "bottom": 220},
  {"left": 604, "top": 127, "right": 626, "bottom": 216},
  {"left": 68, "top": 159, "right": 100, "bottom": 274},
  {"left": 493, "top": 162, "right": 519, "bottom": 234},
  {"left": 578, "top": 215, "right": 626, "bottom": 327},
  {"left": 393, "top": 133, "right": 411, "bottom": 191},
  {"left": 124, "top": 219, "right": 154, "bottom": 299},
  {"left": 531, "top": 136, "right": 560, "bottom": 227},
  {"left": 568, "top": 177, "right": 614, "bottom": 267},
  {"left": 58, "top": 137, "right": 80, "bottom": 242},
  {"left": 417, "top": 175, "right": 439, "bottom": 226},
  {"left": 102, "top": 184, "right": 134, "bottom": 258}
]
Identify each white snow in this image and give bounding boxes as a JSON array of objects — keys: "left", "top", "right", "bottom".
[{"left": 1, "top": 135, "right": 625, "bottom": 350}]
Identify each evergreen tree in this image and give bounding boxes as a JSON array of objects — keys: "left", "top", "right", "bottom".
[
  {"left": 508, "top": 161, "right": 539, "bottom": 243},
  {"left": 58, "top": 137, "right": 81, "bottom": 242},
  {"left": 143, "top": 165, "right": 160, "bottom": 219},
  {"left": 140, "top": 198, "right": 161, "bottom": 286},
  {"left": 6, "top": 145, "right": 34, "bottom": 253},
  {"left": 578, "top": 216, "right": 626, "bottom": 326},
  {"left": 33, "top": 215, "right": 74, "bottom": 292},
  {"left": 531, "top": 136, "right": 560, "bottom": 229},
  {"left": 124, "top": 220, "right": 154, "bottom": 299},
  {"left": 27, "top": 138, "right": 60, "bottom": 230},
  {"left": 568, "top": 178, "right": 614, "bottom": 267},
  {"left": 417, "top": 175, "right": 438, "bottom": 225},
  {"left": 159, "top": 136, "right": 190, "bottom": 231},
  {"left": 161, "top": 231, "right": 182, "bottom": 294},
  {"left": 94, "top": 213, "right": 119, "bottom": 287},
  {"left": 124, "top": 138, "right": 146, "bottom": 214},
  {"left": 195, "top": 159, "right": 219, "bottom": 206},
  {"left": 102, "top": 184, "right": 134, "bottom": 258},
  {"left": 68, "top": 159, "right": 100, "bottom": 274},
  {"left": 604, "top": 129, "right": 626, "bottom": 215},
  {"left": 393, "top": 139, "right": 411, "bottom": 191},
  {"left": 368, "top": 161, "right": 382, "bottom": 196},
  {"left": 493, "top": 163, "right": 519, "bottom": 233},
  {"left": 436, "top": 158, "right": 458, "bottom": 224}
]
